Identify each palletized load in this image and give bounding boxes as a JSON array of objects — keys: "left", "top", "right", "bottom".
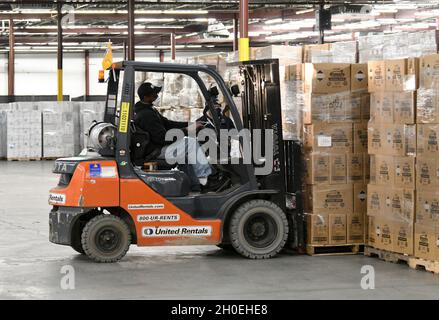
[
  {"left": 359, "top": 30, "right": 439, "bottom": 63},
  {"left": 0, "top": 109, "right": 42, "bottom": 160}
]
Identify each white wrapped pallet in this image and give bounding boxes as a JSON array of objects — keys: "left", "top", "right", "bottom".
[
  {"left": 40, "top": 102, "right": 79, "bottom": 158},
  {"left": 3, "top": 110, "right": 42, "bottom": 160},
  {"left": 0, "top": 111, "right": 7, "bottom": 158}
]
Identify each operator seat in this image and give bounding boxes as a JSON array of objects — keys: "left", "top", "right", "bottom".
[{"left": 130, "top": 124, "right": 174, "bottom": 168}]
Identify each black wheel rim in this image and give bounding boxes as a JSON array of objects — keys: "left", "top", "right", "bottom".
[
  {"left": 95, "top": 227, "right": 121, "bottom": 253},
  {"left": 243, "top": 213, "right": 278, "bottom": 248}
]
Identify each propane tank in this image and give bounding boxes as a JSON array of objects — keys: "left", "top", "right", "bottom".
[{"left": 87, "top": 122, "right": 116, "bottom": 151}]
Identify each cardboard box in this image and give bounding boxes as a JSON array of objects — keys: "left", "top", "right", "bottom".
[
  {"left": 330, "top": 154, "right": 347, "bottom": 184},
  {"left": 304, "top": 123, "right": 353, "bottom": 153},
  {"left": 367, "top": 184, "right": 385, "bottom": 217},
  {"left": 368, "top": 60, "right": 386, "bottom": 92},
  {"left": 364, "top": 154, "right": 371, "bottom": 183},
  {"left": 351, "top": 64, "right": 368, "bottom": 92},
  {"left": 307, "top": 213, "right": 329, "bottom": 245},
  {"left": 306, "top": 184, "right": 353, "bottom": 214},
  {"left": 367, "top": 184, "right": 415, "bottom": 222},
  {"left": 379, "top": 219, "right": 394, "bottom": 251},
  {"left": 416, "top": 156, "right": 439, "bottom": 191},
  {"left": 414, "top": 223, "right": 436, "bottom": 260},
  {"left": 370, "top": 92, "right": 393, "bottom": 123},
  {"left": 420, "top": 54, "right": 439, "bottom": 89},
  {"left": 347, "top": 213, "right": 364, "bottom": 244},
  {"left": 305, "top": 153, "right": 330, "bottom": 185},
  {"left": 393, "top": 221, "right": 414, "bottom": 255},
  {"left": 369, "top": 155, "right": 376, "bottom": 184},
  {"left": 385, "top": 59, "right": 417, "bottom": 92},
  {"left": 304, "top": 63, "right": 351, "bottom": 94},
  {"left": 416, "top": 190, "right": 439, "bottom": 226},
  {"left": 329, "top": 213, "right": 347, "bottom": 244},
  {"left": 368, "top": 123, "right": 416, "bottom": 156},
  {"left": 417, "top": 88, "right": 439, "bottom": 124},
  {"left": 354, "top": 183, "right": 367, "bottom": 214},
  {"left": 353, "top": 122, "right": 368, "bottom": 153},
  {"left": 303, "top": 92, "right": 353, "bottom": 124},
  {"left": 253, "top": 45, "right": 303, "bottom": 66},
  {"left": 303, "top": 43, "right": 331, "bottom": 63},
  {"left": 417, "top": 124, "right": 439, "bottom": 157},
  {"left": 394, "top": 91, "right": 416, "bottom": 124},
  {"left": 347, "top": 153, "right": 364, "bottom": 183},
  {"left": 374, "top": 155, "right": 394, "bottom": 185},
  {"left": 394, "top": 156, "right": 415, "bottom": 188},
  {"left": 361, "top": 93, "right": 371, "bottom": 120},
  {"left": 368, "top": 216, "right": 379, "bottom": 248}
]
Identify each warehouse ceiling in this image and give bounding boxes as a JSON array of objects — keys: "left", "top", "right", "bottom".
[{"left": 1, "top": 0, "right": 439, "bottom": 53}]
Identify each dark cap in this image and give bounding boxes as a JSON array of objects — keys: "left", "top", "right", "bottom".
[{"left": 137, "top": 82, "right": 162, "bottom": 99}]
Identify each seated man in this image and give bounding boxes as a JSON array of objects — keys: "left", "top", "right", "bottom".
[{"left": 134, "top": 82, "right": 211, "bottom": 191}]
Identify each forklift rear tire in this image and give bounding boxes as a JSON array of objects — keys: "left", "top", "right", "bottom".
[
  {"left": 229, "top": 200, "right": 288, "bottom": 259},
  {"left": 81, "top": 214, "right": 131, "bottom": 263}
]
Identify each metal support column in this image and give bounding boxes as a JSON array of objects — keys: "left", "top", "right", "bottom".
[
  {"left": 159, "top": 49, "right": 165, "bottom": 62},
  {"left": 233, "top": 14, "right": 239, "bottom": 52},
  {"left": 57, "top": 2, "right": 63, "bottom": 101},
  {"left": 8, "top": 18, "right": 14, "bottom": 97},
  {"left": 170, "top": 32, "right": 176, "bottom": 61},
  {"left": 85, "top": 50, "right": 90, "bottom": 97},
  {"left": 123, "top": 40, "right": 127, "bottom": 60},
  {"left": 128, "top": 0, "right": 135, "bottom": 60},
  {"left": 318, "top": 4, "right": 325, "bottom": 44},
  {"left": 239, "top": 0, "right": 249, "bottom": 61}
]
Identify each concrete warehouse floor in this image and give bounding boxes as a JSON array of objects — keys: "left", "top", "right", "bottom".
[{"left": 1, "top": 161, "right": 439, "bottom": 300}]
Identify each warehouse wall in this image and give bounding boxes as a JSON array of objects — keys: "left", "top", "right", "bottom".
[{"left": 0, "top": 50, "right": 221, "bottom": 98}]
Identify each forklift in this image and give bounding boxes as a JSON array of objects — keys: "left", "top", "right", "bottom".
[{"left": 48, "top": 59, "right": 304, "bottom": 262}]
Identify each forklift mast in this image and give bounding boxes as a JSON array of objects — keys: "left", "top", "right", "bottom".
[{"left": 239, "top": 59, "right": 305, "bottom": 249}]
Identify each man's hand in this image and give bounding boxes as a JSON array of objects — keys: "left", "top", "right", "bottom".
[{"left": 195, "top": 121, "right": 206, "bottom": 131}]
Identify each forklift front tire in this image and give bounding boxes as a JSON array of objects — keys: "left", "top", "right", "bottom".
[
  {"left": 81, "top": 214, "right": 132, "bottom": 263},
  {"left": 229, "top": 200, "right": 288, "bottom": 259},
  {"left": 71, "top": 240, "right": 85, "bottom": 255}
]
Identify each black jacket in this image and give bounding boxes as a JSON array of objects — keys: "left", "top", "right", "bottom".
[{"left": 134, "top": 101, "right": 188, "bottom": 156}]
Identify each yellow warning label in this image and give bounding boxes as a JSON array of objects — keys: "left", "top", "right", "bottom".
[{"left": 119, "top": 102, "right": 130, "bottom": 133}]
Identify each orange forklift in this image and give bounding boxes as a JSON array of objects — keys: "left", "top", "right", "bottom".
[{"left": 48, "top": 60, "right": 304, "bottom": 262}]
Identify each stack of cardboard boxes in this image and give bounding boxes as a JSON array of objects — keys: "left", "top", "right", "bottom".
[
  {"left": 303, "top": 62, "right": 370, "bottom": 247},
  {"left": 367, "top": 57, "right": 418, "bottom": 255},
  {"left": 414, "top": 54, "right": 439, "bottom": 261}
]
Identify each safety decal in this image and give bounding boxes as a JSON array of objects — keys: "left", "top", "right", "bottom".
[
  {"left": 142, "top": 226, "right": 212, "bottom": 237},
  {"left": 89, "top": 163, "right": 101, "bottom": 177},
  {"left": 101, "top": 166, "right": 117, "bottom": 178},
  {"left": 119, "top": 102, "right": 130, "bottom": 133}
]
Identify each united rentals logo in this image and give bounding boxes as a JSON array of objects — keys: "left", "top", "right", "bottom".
[
  {"left": 142, "top": 226, "right": 212, "bottom": 237},
  {"left": 49, "top": 193, "right": 66, "bottom": 205}
]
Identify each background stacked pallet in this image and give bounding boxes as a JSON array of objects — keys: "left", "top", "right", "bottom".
[
  {"left": 414, "top": 54, "right": 439, "bottom": 262},
  {"left": 0, "top": 102, "right": 42, "bottom": 160},
  {"left": 366, "top": 57, "right": 418, "bottom": 255},
  {"left": 302, "top": 62, "right": 370, "bottom": 252},
  {"left": 0, "top": 101, "right": 105, "bottom": 160}
]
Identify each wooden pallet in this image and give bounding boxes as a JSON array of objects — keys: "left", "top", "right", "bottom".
[
  {"left": 364, "top": 246, "right": 439, "bottom": 275},
  {"left": 408, "top": 258, "right": 439, "bottom": 275},
  {"left": 7, "top": 157, "right": 41, "bottom": 161},
  {"left": 364, "top": 246, "right": 411, "bottom": 263},
  {"left": 306, "top": 244, "right": 363, "bottom": 256}
]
